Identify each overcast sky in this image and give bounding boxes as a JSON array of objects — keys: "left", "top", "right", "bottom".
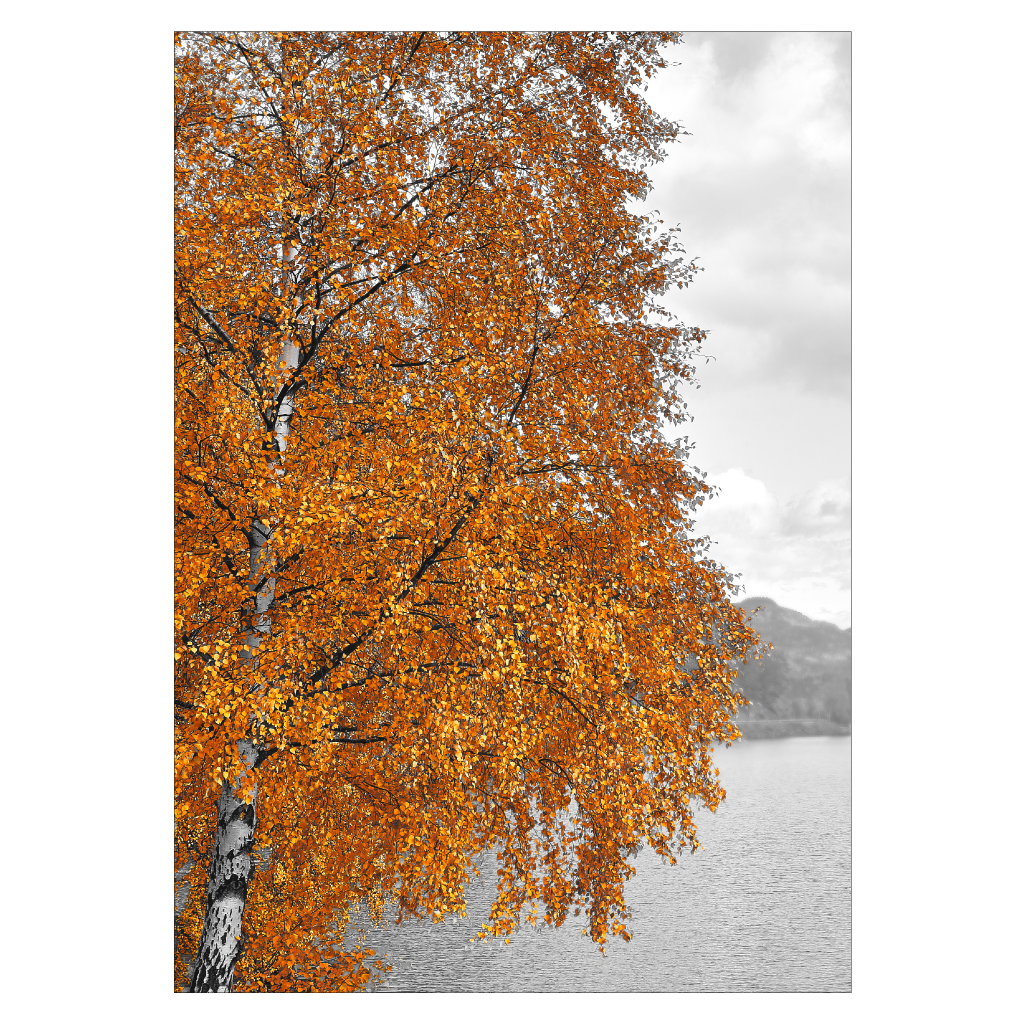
[{"left": 637, "top": 32, "right": 851, "bottom": 628}]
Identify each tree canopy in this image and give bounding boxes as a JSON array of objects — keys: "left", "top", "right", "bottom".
[{"left": 174, "top": 30, "right": 756, "bottom": 992}]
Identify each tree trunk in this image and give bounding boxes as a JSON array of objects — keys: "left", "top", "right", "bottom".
[
  {"left": 189, "top": 742, "right": 258, "bottom": 992},
  {"left": 188, "top": 226, "right": 298, "bottom": 991}
]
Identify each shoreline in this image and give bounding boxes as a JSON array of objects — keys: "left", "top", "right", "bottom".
[{"left": 735, "top": 718, "right": 850, "bottom": 741}]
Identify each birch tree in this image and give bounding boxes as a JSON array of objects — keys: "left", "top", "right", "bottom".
[{"left": 175, "top": 30, "right": 755, "bottom": 992}]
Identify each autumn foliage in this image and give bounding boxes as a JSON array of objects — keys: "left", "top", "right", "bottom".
[{"left": 174, "top": 30, "right": 756, "bottom": 992}]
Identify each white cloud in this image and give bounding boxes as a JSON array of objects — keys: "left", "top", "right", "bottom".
[
  {"left": 692, "top": 467, "right": 851, "bottom": 628},
  {"left": 630, "top": 34, "right": 851, "bottom": 618}
]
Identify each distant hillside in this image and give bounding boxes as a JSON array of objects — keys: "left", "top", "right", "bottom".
[{"left": 730, "top": 597, "right": 851, "bottom": 739}]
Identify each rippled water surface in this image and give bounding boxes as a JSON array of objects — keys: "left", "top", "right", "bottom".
[{"left": 357, "top": 735, "right": 851, "bottom": 992}]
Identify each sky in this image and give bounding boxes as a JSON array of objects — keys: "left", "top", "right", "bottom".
[{"left": 636, "top": 32, "right": 851, "bottom": 628}]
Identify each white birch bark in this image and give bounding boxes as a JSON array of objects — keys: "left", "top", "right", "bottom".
[
  {"left": 190, "top": 233, "right": 298, "bottom": 991},
  {"left": 188, "top": 741, "right": 258, "bottom": 992}
]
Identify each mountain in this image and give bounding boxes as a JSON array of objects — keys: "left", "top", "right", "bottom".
[{"left": 729, "top": 597, "right": 851, "bottom": 739}]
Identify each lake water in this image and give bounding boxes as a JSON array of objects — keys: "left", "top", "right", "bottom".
[{"left": 356, "top": 735, "right": 851, "bottom": 992}]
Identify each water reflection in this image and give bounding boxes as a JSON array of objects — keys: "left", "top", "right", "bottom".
[{"left": 353, "top": 736, "right": 851, "bottom": 992}]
